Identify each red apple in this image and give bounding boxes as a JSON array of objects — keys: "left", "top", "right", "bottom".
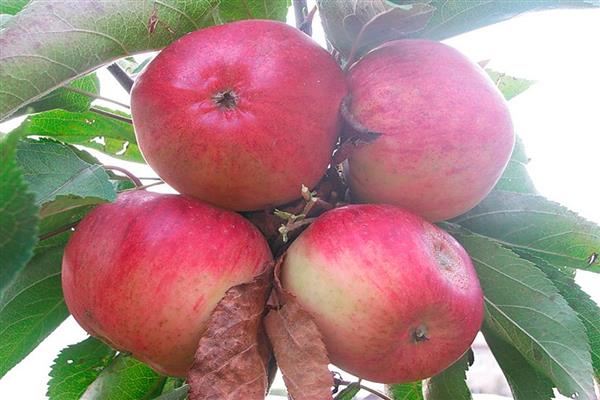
[
  {"left": 61, "top": 191, "right": 272, "bottom": 376},
  {"left": 281, "top": 204, "right": 484, "bottom": 383},
  {"left": 131, "top": 20, "right": 347, "bottom": 211},
  {"left": 345, "top": 39, "right": 514, "bottom": 221}
]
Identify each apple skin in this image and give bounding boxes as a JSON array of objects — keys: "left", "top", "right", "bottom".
[
  {"left": 281, "top": 204, "right": 484, "bottom": 383},
  {"left": 131, "top": 20, "right": 347, "bottom": 211},
  {"left": 345, "top": 39, "right": 514, "bottom": 221},
  {"left": 61, "top": 191, "right": 272, "bottom": 377}
]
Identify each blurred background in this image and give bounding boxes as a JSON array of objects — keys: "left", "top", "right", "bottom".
[{"left": 1, "top": 3, "right": 599, "bottom": 399}]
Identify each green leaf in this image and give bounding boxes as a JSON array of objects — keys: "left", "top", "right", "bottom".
[
  {"left": 531, "top": 256, "right": 600, "bottom": 379},
  {"left": 154, "top": 384, "right": 189, "bottom": 400},
  {"left": 15, "top": 139, "right": 116, "bottom": 217},
  {"left": 317, "top": 0, "right": 599, "bottom": 58},
  {"left": 0, "top": 234, "right": 70, "bottom": 378},
  {"left": 419, "top": 0, "right": 600, "bottom": 40},
  {"left": 423, "top": 354, "right": 471, "bottom": 400},
  {"left": 482, "top": 325, "right": 554, "bottom": 400},
  {"left": 0, "top": 0, "right": 29, "bottom": 15},
  {"left": 47, "top": 337, "right": 117, "bottom": 400},
  {"left": 448, "top": 228, "right": 595, "bottom": 399},
  {"left": 38, "top": 204, "right": 94, "bottom": 238},
  {"left": 386, "top": 381, "right": 423, "bottom": 400},
  {"left": 494, "top": 136, "right": 537, "bottom": 194},
  {"left": 0, "top": 132, "right": 39, "bottom": 297},
  {"left": 0, "top": 0, "right": 290, "bottom": 120},
  {"left": 81, "top": 354, "right": 165, "bottom": 400},
  {"left": 218, "top": 0, "right": 290, "bottom": 22},
  {"left": 452, "top": 191, "right": 600, "bottom": 272},
  {"left": 487, "top": 69, "right": 535, "bottom": 101},
  {"left": 12, "top": 74, "right": 100, "bottom": 118},
  {"left": 12, "top": 108, "right": 143, "bottom": 163},
  {"left": 335, "top": 382, "right": 361, "bottom": 400}
]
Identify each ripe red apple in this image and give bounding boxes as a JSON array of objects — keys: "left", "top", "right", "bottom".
[
  {"left": 345, "top": 39, "right": 514, "bottom": 221},
  {"left": 61, "top": 191, "right": 272, "bottom": 376},
  {"left": 281, "top": 204, "right": 484, "bottom": 383},
  {"left": 131, "top": 20, "right": 347, "bottom": 211}
]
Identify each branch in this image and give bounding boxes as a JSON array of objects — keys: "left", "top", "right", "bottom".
[
  {"left": 90, "top": 107, "right": 132, "bottom": 124},
  {"left": 107, "top": 63, "right": 134, "bottom": 93},
  {"left": 335, "top": 378, "right": 392, "bottom": 400},
  {"left": 293, "top": 0, "right": 316, "bottom": 36}
]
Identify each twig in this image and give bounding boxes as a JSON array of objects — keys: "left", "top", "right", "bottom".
[
  {"left": 103, "top": 165, "right": 143, "bottom": 187},
  {"left": 90, "top": 107, "right": 133, "bottom": 124},
  {"left": 126, "top": 180, "right": 165, "bottom": 191},
  {"left": 293, "top": 0, "right": 316, "bottom": 36},
  {"left": 107, "top": 63, "right": 134, "bottom": 93},
  {"left": 39, "top": 221, "right": 80, "bottom": 241},
  {"left": 336, "top": 379, "right": 392, "bottom": 400},
  {"left": 63, "top": 86, "right": 130, "bottom": 109}
]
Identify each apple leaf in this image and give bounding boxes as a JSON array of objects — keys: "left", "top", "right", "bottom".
[
  {"left": 487, "top": 69, "right": 535, "bottom": 101},
  {"left": 187, "top": 265, "right": 273, "bottom": 400},
  {"left": 153, "top": 385, "right": 190, "bottom": 400},
  {"left": 0, "top": 234, "right": 70, "bottom": 378},
  {"left": 452, "top": 191, "right": 600, "bottom": 272},
  {"left": 0, "top": 0, "right": 290, "bottom": 120},
  {"left": 482, "top": 322, "right": 555, "bottom": 400},
  {"left": 47, "top": 337, "right": 116, "bottom": 400},
  {"left": 386, "top": 381, "right": 424, "bottom": 400},
  {"left": 424, "top": 353, "right": 471, "bottom": 400},
  {"left": 419, "top": 0, "right": 600, "bottom": 40},
  {"left": 448, "top": 228, "right": 596, "bottom": 399},
  {"left": 12, "top": 73, "right": 100, "bottom": 118},
  {"left": 334, "top": 382, "right": 360, "bottom": 400},
  {"left": 494, "top": 136, "right": 537, "bottom": 194},
  {"left": 318, "top": 0, "right": 599, "bottom": 59},
  {"left": 0, "top": 0, "right": 28, "bottom": 15},
  {"left": 38, "top": 204, "right": 94, "bottom": 238},
  {"left": 15, "top": 138, "right": 116, "bottom": 217},
  {"left": 0, "top": 132, "right": 39, "bottom": 297},
  {"left": 80, "top": 354, "right": 164, "bottom": 400},
  {"left": 11, "top": 107, "right": 143, "bottom": 163},
  {"left": 264, "top": 260, "right": 333, "bottom": 400},
  {"left": 318, "top": 0, "right": 433, "bottom": 58},
  {"left": 529, "top": 256, "right": 600, "bottom": 378},
  {"left": 218, "top": 0, "right": 291, "bottom": 22}
]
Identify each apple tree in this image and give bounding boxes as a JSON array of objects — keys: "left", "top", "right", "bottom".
[{"left": 1, "top": 1, "right": 599, "bottom": 399}]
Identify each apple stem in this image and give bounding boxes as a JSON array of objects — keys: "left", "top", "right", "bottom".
[
  {"left": 332, "top": 96, "right": 382, "bottom": 164},
  {"left": 335, "top": 378, "right": 393, "bottom": 400},
  {"left": 103, "top": 165, "right": 143, "bottom": 187},
  {"left": 63, "top": 86, "right": 130, "bottom": 109},
  {"left": 107, "top": 63, "right": 134, "bottom": 93},
  {"left": 90, "top": 107, "right": 132, "bottom": 124},
  {"left": 39, "top": 221, "right": 80, "bottom": 241}
]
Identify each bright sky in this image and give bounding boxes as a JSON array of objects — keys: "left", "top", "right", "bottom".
[{"left": 1, "top": 5, "right": 599, "bottom": 400}]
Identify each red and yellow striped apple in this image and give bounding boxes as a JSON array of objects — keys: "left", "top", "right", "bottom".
[
  {"left": 281, "top": 204, "right": 484, "bottom": 383},
  {"left": 131, "top": 20, "right": 346, "bottom": 211},
  {"left": 345, "top": 40, "right": 514, "bottom": 221},
  {"left": 62, "top": 191, "right": 272, "bottom": 376}
]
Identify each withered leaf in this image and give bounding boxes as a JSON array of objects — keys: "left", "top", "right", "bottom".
[
  {"left": 264, "top": 259, "right": 333, "bottom": 400},
  {"left": 187, "top": 264, "right": 273, "bottom": 400}
]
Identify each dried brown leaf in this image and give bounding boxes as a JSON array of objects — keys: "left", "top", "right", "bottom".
[
  {"left": 264, "top": 259, "right": 333, "bottom": 400},
  {"left": 187, "top": 264, "right": 274, "bottom": 400}
]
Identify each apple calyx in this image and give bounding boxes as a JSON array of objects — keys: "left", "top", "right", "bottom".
[
  {"left": 412, "top": 325, "right": 430, "bottom": 343},
  {"left": 212, "top": 89, "right": 239, "bottom": 110}
]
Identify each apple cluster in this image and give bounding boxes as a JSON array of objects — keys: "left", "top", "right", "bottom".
[{"left": 62, "top": 20, "right": 514, "bottom": 384}]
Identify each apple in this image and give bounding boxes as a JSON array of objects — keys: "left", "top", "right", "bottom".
[
  {"left": 61, "top": 190, "right": 272, "bottom": 376},
  {"left": 131, "top": 20, "right": 347, "bottom": 211},
  {"left": 344, "top": 39, "right": 514, "bottom": 221},
  {"left": 281, "top": 204, "right": 484, "bottom": 383}
]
